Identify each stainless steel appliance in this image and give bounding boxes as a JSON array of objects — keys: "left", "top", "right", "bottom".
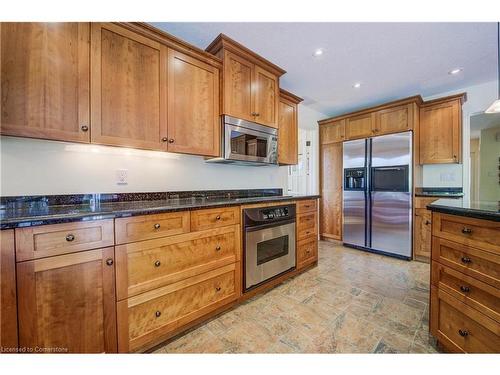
[
  {"left": 243, "top": 204, "right": 296, "bottom": 290},
  {"left": 206, "top": 115, "right": 278, "bottom": 166},
  {"left": 343, "top": 131, "right": 412, "bottom": 259}
]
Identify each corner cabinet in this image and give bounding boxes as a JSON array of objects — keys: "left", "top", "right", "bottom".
[
  {"left": 419, "top": 94, "right": 464, "bottom": 164},
  {"left": 0, "top": 23, "right": 91, "bottom": 143},
  {"left": 206, "top": 34, "right": 285, "bottom": 128},
  {"left": 278, "top": 89, "right": 303, "bottom": 165}
]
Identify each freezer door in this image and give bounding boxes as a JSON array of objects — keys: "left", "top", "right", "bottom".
[
  {"left": 343, "top": 139, "right": 366, "bottom": 168},
  {"left": 343, "top": 191, "right": 366, "bottom": 247},
  {"left": 371, "top": 132, "right": 412, "bottom": 167},
  {"left": 370, "top": 192, "right": 412, "bottom": 258}
]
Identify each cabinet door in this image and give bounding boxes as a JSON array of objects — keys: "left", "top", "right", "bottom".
[
  {"left": 374, "top": 104, "right": 413, "bottom": 136},
  {"left": 414, "top": 209, "right": 431, "bottom": 262},
  {"left": 17, "top": 247, "right": 117, "bottom": 353},
  {"left": 253, "top": 65, "right": 279, "bottom": 128},
  {"left": 278, "top": 97, "right": 298, "bottom": 165},
  {"left": 1, "top": 23, "right": 90, "bottom": 142},
  {"left": 1, "top": 230, "right": 17, "bottom": 349},
  {"left": 167, "top": 49, "right": 220, "bottom": 156},
  {"left": 345, "top": 113, "right": 374, "bottom": 139},
  {"left": 320, "top": 142, "right": 343, "bottom": 240},
  {"left": 223, "top": 51, "right": 253, "bottom": 122},
  {"left": 91, "top": 23, "right": 167, "bottom": 150},
  {"left": 419, "top": 100, "right": 461, "bottom": 164},
  {"left": 320, "top": 120, "right": 345, "bottom": 144}
]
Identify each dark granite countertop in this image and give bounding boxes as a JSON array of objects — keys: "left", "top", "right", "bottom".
[
  {"left": 0, "top": 189, "right": 320, "bottom": 229},
  {"left": 414, "top": 187, "right": 464, "bottom": 198},
  {"left": 427, "top": 198, "right": 500, "bottom": 221}
]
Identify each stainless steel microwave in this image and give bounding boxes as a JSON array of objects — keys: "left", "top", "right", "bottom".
[{"left": 205, "top": 115, "right": 278, "bottom": 166}]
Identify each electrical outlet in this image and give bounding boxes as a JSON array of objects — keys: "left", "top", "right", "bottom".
[{"left": 116, "top": 169, "right": 128, "bottom": 185}]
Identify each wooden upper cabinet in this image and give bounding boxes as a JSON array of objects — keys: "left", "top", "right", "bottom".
[
  {"left": 17, "top": 247, "right": 117, "bottom": 353},
  {"left": 91, "top": 23, "right": 167, "bottom": 151},
  {"left": 278, "top": 89, "right": 302, "bottom": 165},
  {"left": 320, "top": 120, "right": 345, "bottom": 144},
  {"left": 253, "top": 65, "right": 279, "bottom": 127},
  {"left": 345, "top": 113, "right": 374, "bottom": 139},
  {"left": 320, "top": 142, "right": 343, "bottom": 240},
  {"left": 1, "top": 23, "right": 90, "bottom": 143},
  {"left": 374, "top": 104, "right": 414, "bottom": 136},
  {"left": 167, "top": 49, "right": 220, "bottom": 157},
  {"left": 223, "top": 50, "right": 254, "bottom": 122},
  {"left": 419, "top": 96, "right": 463, "bottom": 164}
]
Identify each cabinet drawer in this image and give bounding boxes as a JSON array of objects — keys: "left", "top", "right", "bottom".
[
  {"left": 432, "top": 237, "right": 500, "bottom": 289},
  {"left": 117, "top": 263, "right": 240, "bottom": 352},
  {"left": 15, "top": 220, "right": 114, "bottom": 261},
  {"left": 190, "top": 206, "right": 240, "bottom": 231},
  {"left": 297, "top": 212, "right": 318, "bottom": 241},
  {"left": 430, "top": 286, "right": 500, "bottom": 353},
  {"left": 432, "top": 213, "right": 500, "bottom": 253},
  {"left": 115, "top": 225, "right": 241, "bottom": 300},
  {"left": 115, "top": 211, "right": 190, "bottom": 244},
  {"left": 297, "top": 199, "right": 317, "bottom": 214},
  {"left": 431, "top": 262, "right": 500, "bottom": 323},
  {"left": 297, "top": 237, "right": 318, "bottom": 269}
]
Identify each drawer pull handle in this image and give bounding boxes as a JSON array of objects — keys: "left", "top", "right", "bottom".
[
  {"left": 155, "top": 311, "right": 161, "bottom": 318},
  {"left": 154, "top": 223, "right": 161, "bottom": 230},
  {"left": 461, "top": 227, "right": 472, "bottom": 234},
  {"left": 461, "top": 256, "right": 472, "bottom": 264},
  {"left": 154, "top": 260, "right": 161, "bottom": 267},
  {"left": 460, "top": 285, "right": 470, "bottom": 293},
  {"left": 458, "top": 329, "right": 469, "bottom": 337},
  {"left": 215, "top": 286, "right": 221, "bottom": 292},
  {"left": 215, "top": 245, "right": 221, "bottom": 251},
  {"left": 105, "top": 258, "right": 114, "bottom": 266},
  {"left": 66, "top": 234, "right": 75, "bottom": 242},
  {"left": 216, "top": 215, "right": 221, "bottom": 220}
]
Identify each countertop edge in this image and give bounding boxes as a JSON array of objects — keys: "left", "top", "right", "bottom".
[
  {"left": 427, "top": 204, "right": 500, "bottom": 222},
  {"left": 0, "top": 195, "right": 321, "bottom": 229}
]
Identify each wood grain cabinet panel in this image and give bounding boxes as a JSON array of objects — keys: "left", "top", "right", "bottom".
[
  {"left": 278, "top": 96, "right": 298, "bottom": 165},
  {"left": 115, "top": 225, "right": 241, "bottom": 300},
  {"left": 320, "top": 120, "right": 345, "bottom": 144},
  {"left": 15, "top": 219, "right": 114, "bottom": 262},
  {"left": 167, "top": 49, "right": 220, "bottom": 157},
  {"left": 414, "top": 208, "right": 432, "bottom": 262},
  {"left": 16, "top": 247, "right": 117, "bottom": 353},
  {"left": 117, "top": 263, "right": 240, "bottom": 352},
  {"left": 297, "top": 199, "right": 318, "bottom": 214},
  {"left": 1, "top": 22, "right": 90, "bottom": 142},
  {"left": 1, "top": 230, "right": 18, "bottom": 349},
  {"left": 374, "top": 104, "right": 413, "bottom": 135},
  {"left": 419, "top": 99, "right": 462, "bottom": 164},
  {"left": 190, "top": 207, "right": 240, "bottom": 231},
  {"left": 320, "top": 142, "right": 342, "bottom": 240},
  {"left": 253, "top": 65, "right": 278, "bottom": 128},
  {"left": 297, "top": 211, "right": 318, "bottom": 241},
  {"left": 297, "top": 237, "right": 318, "bottom": 270},
  {"left": 345, "top": 113, "right": 374, "bottom": 139},
  {"left": 115, "top": 212, "right": 190, "bottom": 245},
  {"left": 90, "top": 23, "right": 167, "bottom": 151}
]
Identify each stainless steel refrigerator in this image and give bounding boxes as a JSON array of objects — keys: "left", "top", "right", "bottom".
[{"left": 342, "top": 131, "right": 412, "bottom": 259}]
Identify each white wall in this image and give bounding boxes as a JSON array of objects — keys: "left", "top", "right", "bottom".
[{"left": 422, "top": 80, "right": 498, "bottom": 200}]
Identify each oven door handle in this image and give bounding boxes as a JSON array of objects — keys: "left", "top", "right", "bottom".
[{"left": 244, "top": 219, "right": 296, "bottom": 232}]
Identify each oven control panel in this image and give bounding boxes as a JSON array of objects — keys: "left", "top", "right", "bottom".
[
  {"left": 262, "top": 207, "right": 289, "bottom": 220},
  {"left": 243, "top": 204, "right": 296, "bottom": 228}
]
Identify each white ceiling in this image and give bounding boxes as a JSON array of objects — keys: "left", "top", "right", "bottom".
[{"left": 151, "top": 22, "right": 498, "bottom": 117}]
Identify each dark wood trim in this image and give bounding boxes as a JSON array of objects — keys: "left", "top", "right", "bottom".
[{"left": 420, "top": 92, "right": 467, "bottom": 107}]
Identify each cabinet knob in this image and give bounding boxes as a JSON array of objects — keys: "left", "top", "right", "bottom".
[
  {"left": 425, "top": 220, "right": 431, "bottom": 225},
  {"left": 255, "top": 113, "right": 260, "bottom": 117},
  {"left": 105, "top": 258, "right": 114, "bottom": 266},
  {"left": 461, "top": 227, "right": 472, "bottom": 234},
  {"left": 216, "top": 215, "right": 221, "bottom": 220},
  {"left": 161, "top": 137, "right": 168, "bottom": 142},
  {"left": 154, "top": 223, "right": 161, "bottom": 230},
  {"left": 215, "top": 245, "right": 221, "bottom": 251},
  {"left": 155, "top": 311, "right": 161, "bottom": 318},
  {"left": 453, "top": 155, "right": 457, "bottom": 159},
  {"left": 168, "top": 138, "right": 175, "bottom": 144},
  {"left": 306, "top": 249, "right": 311, "bottom": 253},
  {"left": 460, "top": 285, "right": 471, "bottom": 293},
  {"left": 215, "top": 286, "right": 221, "bottom": 292},
  {"left": 458, "top": 329, "right": 469, "bottom": 337},
  {"left": 154, "top": 260, "right": 161, "bottom": 267},
  {"left": 65, "top": 233, "right": 75, "bottom": 242},
  {"left": 461, "top": 256, "right": 472, "bottom": 264},
  {"left": 81, "top": 125, "right": 89, "bottom": 132}
]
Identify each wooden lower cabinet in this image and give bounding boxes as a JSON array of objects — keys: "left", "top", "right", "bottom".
[
  {"left": 297, "top": 237, "right": 318, "bottom": 270},
  {"left": 414, "top": 208, "right": 432, "bottom": 262},
  {"left": 296, "top": 202, "right": 319, "bottom": 270},
  {"left": 1, "top": 230, "right": 18, "bottom": 350},
  {"left": 117, "top": 262, "right": 240, "bottom": 352},
  {"left": 319, "top": 142, "right": 342, "bottom": 240},
  {"left": 16, "top": 247, "right": 117, "bottom": 353}
]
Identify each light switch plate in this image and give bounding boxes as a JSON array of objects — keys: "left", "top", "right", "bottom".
[{"left": 116, "top": 169, "right": 128, "bottom": 185}]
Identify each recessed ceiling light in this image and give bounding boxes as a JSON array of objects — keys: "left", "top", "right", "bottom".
[
  {"left": 448, "top": 68, "right": 463, "bottom": 75},
  {"left": 353, "top": 82, "right": 361, "bottom": 88},
  {"left": 313, "top": 48, "right": 324, "bottom": 57}
]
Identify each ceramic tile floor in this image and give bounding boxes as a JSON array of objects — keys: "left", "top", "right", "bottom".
[{"left": 154, "top": 241, "right": 439, "bottom": 354}]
